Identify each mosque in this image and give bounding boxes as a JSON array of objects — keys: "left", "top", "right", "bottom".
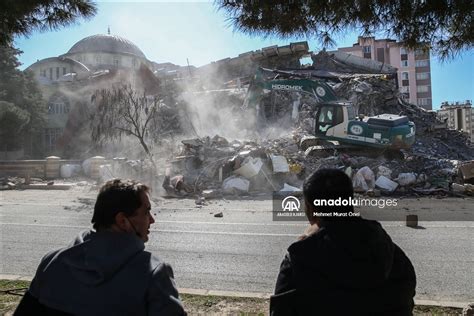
[{"left": 24, "top": 32, "right": 187, "bottom": 156}]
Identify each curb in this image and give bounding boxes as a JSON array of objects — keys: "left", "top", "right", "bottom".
[{"left": 0, "top": 274, "right": 468, "bottom": 308}]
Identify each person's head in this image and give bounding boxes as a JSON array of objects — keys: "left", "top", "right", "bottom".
[
  {"left": 303, "top": 168, "right": 354, "bottom": 226},
  {"left": 91, "top": 179, "right": 155, "bottom": 242}
]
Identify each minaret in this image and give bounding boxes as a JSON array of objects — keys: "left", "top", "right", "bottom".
[{"left": 107, "top": 26, "right": 111, "bottom": 35}]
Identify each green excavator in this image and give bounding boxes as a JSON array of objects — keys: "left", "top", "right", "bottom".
[{"left": 243, "top": 68, "right": 415, "bottom": 157}]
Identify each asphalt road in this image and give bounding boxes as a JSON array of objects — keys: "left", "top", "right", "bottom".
[{"left": 1, "top": 187, "right": 473, "bottom": 303}]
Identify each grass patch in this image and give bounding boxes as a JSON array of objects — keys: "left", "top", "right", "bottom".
[
  {"left": 414, "top": 305, "right": 463, "bottom": 315},
  {"left": 0, "top": 280, "right": 465, "bottom": 316},
  {"left": 0, "top": 280, "right": 29, "bottom": 315},
  {"left": 180, "top": 293, "right": 268, "bottom": 315}
]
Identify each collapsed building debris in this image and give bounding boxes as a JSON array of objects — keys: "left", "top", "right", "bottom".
[
  {"left": 157, "top": 52, "right": 474, "bottom": 198},
  {"left": 158, "top": 131, "right": 474, "bottom": 199}
]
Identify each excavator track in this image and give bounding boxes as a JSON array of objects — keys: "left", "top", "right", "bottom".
[{"left": 301, "top": 138, "right": 403, "bottom": 159}]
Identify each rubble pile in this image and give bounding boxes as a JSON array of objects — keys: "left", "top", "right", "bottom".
[
  {"left": 162, "top": 135, "right": 305, "bottom": 197},
  {"left": 334, "top": 77, "right": 474, "bottom": 160},
  {"left": 161, "top": 133, "right": 474, "bottom": 198}
]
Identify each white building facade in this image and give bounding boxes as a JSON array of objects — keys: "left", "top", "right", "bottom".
[{"left": 437, "top": 101, "right": 474, "bottom": 143}]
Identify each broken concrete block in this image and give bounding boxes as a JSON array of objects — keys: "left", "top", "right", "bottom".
[
  {"left": 214, "top": 212, "right": 223, "bottom": 218},
  {"left": 234, "top": 157, "right": 263, "bottom": 178},
  {"left": 377, "top": 166, "right": 392, "bottom": 179},
  {"left": 465, "top": 184, "right": 474, "bottom": 195},
  {"left": 451, "top": 183, "right": 466, "bottom": 193},
  {"left": 396, "top": 173, "right": 417, "bottom": 186},
  {"left": 270, "top": 155, "right": 289, "bottom": 173},
  {"left": 459, "top": 160, "right": 474, "bottom": 181},
  {"left": 195, "top": 197, "right": 206, "bottom": 205},
  {"left": 375, "top": 175, "right": 398, "bottom": 192},
  {"left": 222, "top": 176, "right": 250, "bottom": 194},
  {"left": 345, "top": 166, "right": 352, "bottom": 178},
  {"left": 353, "top": 166, "right": 375, "bottom": 192},
  {"left": 202, "top": 189, "right": 219, "bottom": 199},
  {"left": 181, "top": 138, "right": 203, "bottom": 147},
  {"left": 279, "top": 183, "right": 301, "bottom": 192}
]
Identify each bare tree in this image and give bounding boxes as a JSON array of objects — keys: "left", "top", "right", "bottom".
[
  {"left": 90, "top": 85, "right": 183, "bottom": 161},
  {"left": 90, "top": 86, "right": 159, "bottom": 159}
]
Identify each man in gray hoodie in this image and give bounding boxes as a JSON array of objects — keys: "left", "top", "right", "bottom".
[{"left": 15, "top": 179, "right": 186, "bottom": 316}]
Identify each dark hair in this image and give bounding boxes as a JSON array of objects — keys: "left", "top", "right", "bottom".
[
  {"left": 303, "top": 168, "right": 354, "bottom": 222},
  {"left": 91, "top": 179, "right": 149, "bottom": 230}
]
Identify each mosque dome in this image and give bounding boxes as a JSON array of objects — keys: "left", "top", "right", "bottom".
[{"left": 65, "top": 34, "right": 146, "bottom": 58}]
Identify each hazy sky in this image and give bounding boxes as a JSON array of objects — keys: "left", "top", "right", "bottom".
[{"left": 14, "top": 1, "right": 473, "bottom": 110}]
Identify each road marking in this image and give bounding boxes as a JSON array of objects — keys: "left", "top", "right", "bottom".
[
  {"left": 0, "top": 215, "right": 305, "bottom": 226},
  {"left": 0, "top": 222, "right": 300, "bottom": 237},
  {"left": 1, "top": 220, "right": 472, "bottom": 229}
]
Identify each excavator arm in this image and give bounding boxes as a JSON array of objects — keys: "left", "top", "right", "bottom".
[{"left": 242, "top": 67, "right": 338, "bottom": 110}]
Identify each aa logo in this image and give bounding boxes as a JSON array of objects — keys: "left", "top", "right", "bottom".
[{"left": 281, "top": 196, "right": 300, "bottom": 212}]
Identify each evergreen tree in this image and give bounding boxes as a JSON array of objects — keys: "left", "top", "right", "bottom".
[
  {"left": 0, "top": 0, "right": 97, "bottom": 45},
  {"left": 216, "top": 0, "right": 473, "bottom": 59},
  {"left": 0, "top": 44, "right": 45, "bottom": 152}
]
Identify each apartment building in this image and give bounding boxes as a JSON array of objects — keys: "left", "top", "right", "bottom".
[
  {"left": 437, "top": 101, "right": 474, "bottom": 143},
  {"left": 335, "top": 37, "right": 432, "bottom": 110}
]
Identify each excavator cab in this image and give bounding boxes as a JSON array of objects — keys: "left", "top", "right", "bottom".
[{"left": 314, "top": 103, "right": 348, "bottom": 137}]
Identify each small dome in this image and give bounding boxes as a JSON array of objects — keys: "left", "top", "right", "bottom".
[{"left": 66, "top": 34, "right": 146, "bottom": 58}]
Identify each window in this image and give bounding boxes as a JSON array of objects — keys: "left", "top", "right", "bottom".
[
  {"left": 417, "top": 85, "right": 430, "bottom": 93},
  {"left": 49, "top": 68, "right": 53, "bottom": 80},
  {"left": 47, "top": 101, "right": 70, "bottom": 114},
  {"left": 362, "top": 45, "right": 371, "bottom": 58},
  {"left": 56, "top": 67, "right": 60, "bottom": 79},
  {"left": 400, "top": 86, "right": 410, "bottom": 100},
  {"left": 63, "top": 67, "right": 67, "bottom": 75},
  {"left": 416, "top": 72, "right": 430, "bottom": 80},
  {"left": 95, "top": 55, "right": 101, "bottom": 64},
  {"left": 401, "top": 60, "right": 409, "bottom": 67},
  {"left": 44, "top": 128, "right": 63, "bottom": 152},
  {"left": 400, "top": 47, "right": 408, "bottom": 55},
  {"left": 401, "top": 72, "right": 409, "bottom": 80},
  {"left": 114, "top": 59, "right": 120, "bottom": 67},
  {"left": 415, "top": 49, "right": 426, "bottom": 56},
  {"left": 416, "top": 60, "right": 429, "bottom": 67},
  {"left": 417, "top": 98, "right": 431, "bottom": 106}
]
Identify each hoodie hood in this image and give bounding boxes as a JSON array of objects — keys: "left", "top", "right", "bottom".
[
  {"left": 60, "top": 230, "right": 145, "bottom": 285},
  {"left": 288, "top": 219, "right": 395, "bottom": 290}
]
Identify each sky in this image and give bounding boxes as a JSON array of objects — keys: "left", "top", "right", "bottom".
[{"left": 14, "top": 1, "right": 474, "bottom": 110}]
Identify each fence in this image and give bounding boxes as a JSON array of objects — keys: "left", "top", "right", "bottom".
[{"left": 0, "top": 156, "right": 105, "bottom": 180}]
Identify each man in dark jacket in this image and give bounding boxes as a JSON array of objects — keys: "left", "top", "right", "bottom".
[
  {"left": 271, "top": 169, "right": 416, "bottom": 316},
  {"left": 15, "top": 179, "right": 186, "bottom": 316}
]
